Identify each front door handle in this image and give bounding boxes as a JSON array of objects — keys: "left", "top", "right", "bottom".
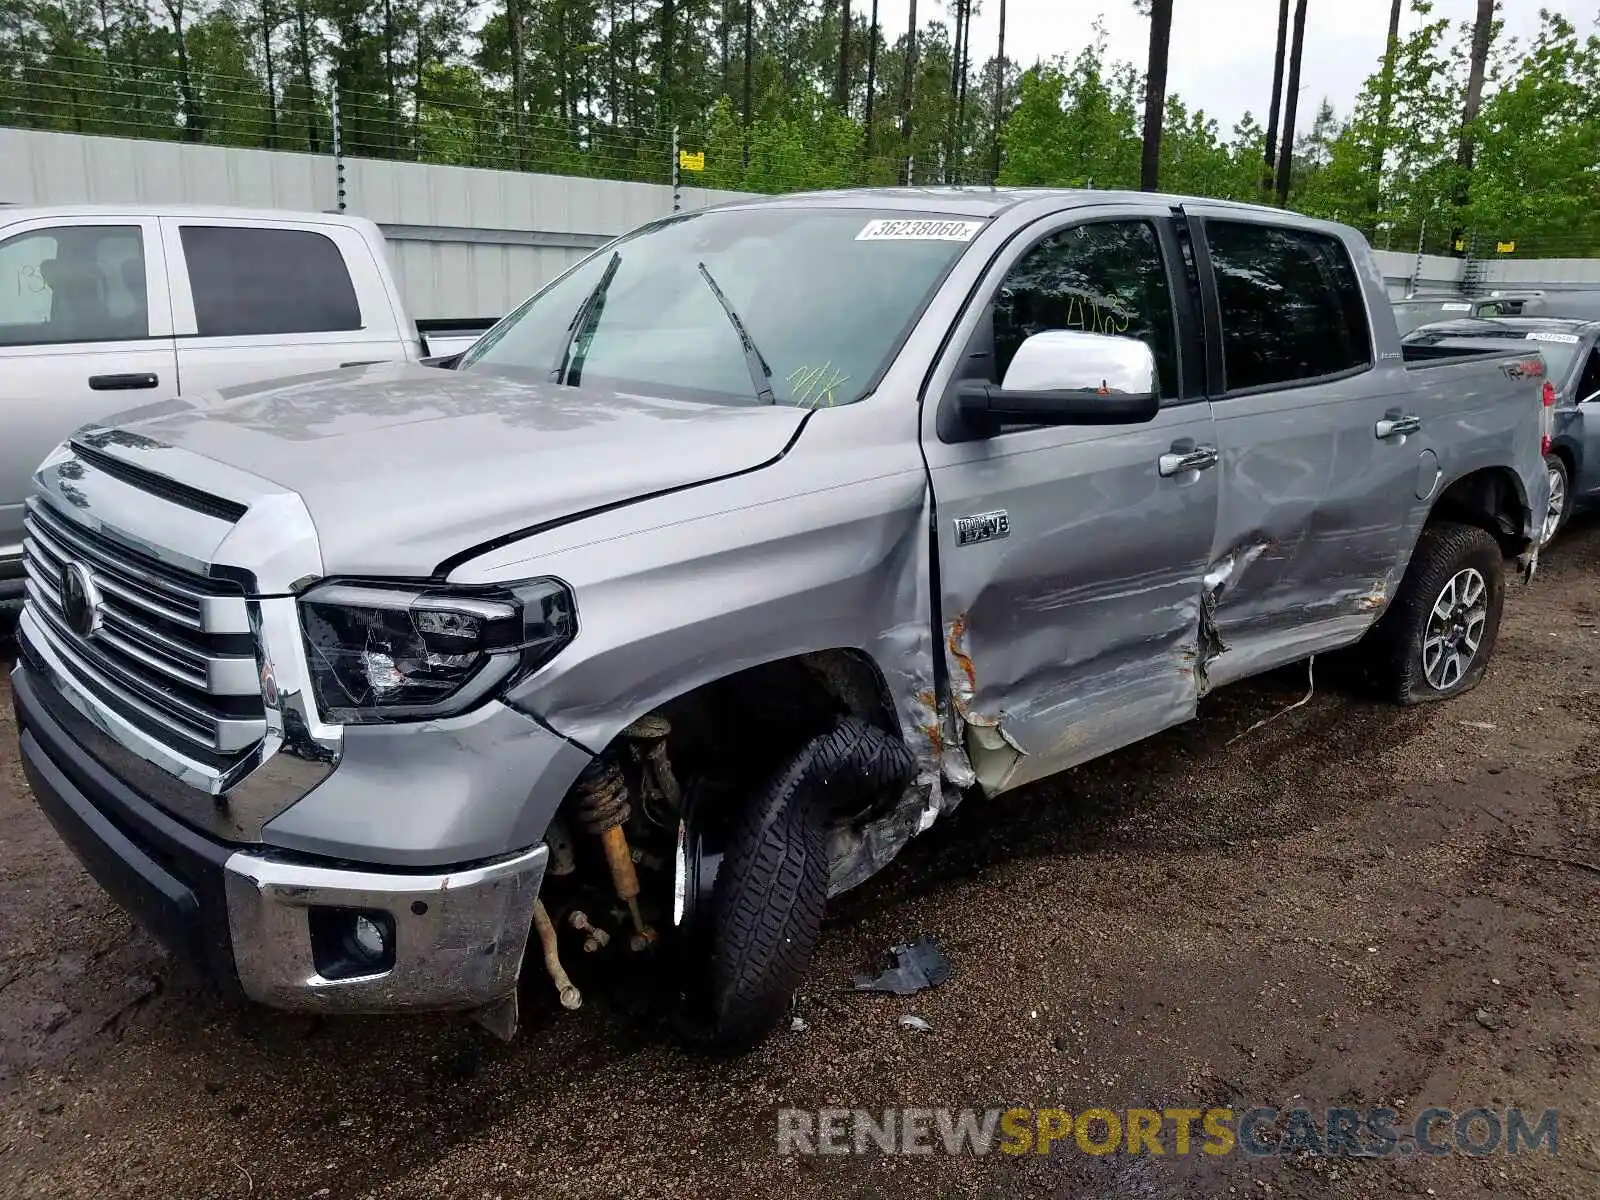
[
  {"left": 1158, "top": 445, "right": 1220, "bottom": 477},
  {"left": 88, "top": 373, "right": 159, "bottom": 391},
  {"left": 1375, "top": 413, "right": 1422, "bottom": 439}
]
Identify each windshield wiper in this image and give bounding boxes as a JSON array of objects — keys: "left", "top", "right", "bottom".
[
  {"left": 697, "top": 262, "right": 776, "bottom": 404},
  {"left": 551, "top": 250, "right": 621, "bottom": 386}
]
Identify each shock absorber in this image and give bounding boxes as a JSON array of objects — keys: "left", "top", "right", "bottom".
[
  {"left": 624, "top": 714, "right": 682, "bottom": 821},
  {"left": 573, "top": 756, "right": 657, "bottom": 951}
]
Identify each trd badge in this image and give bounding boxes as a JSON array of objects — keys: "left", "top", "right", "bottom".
[{"left": 954, "top": 510, "right": 1010, "bottom": 547}]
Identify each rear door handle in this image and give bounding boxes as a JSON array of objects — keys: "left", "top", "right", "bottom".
[
  {"left": 1158, "top": 445, "right": 1220, "bottom": 477},
  {"left": 88, "top": 373, "right": 159, "bottom": 391},
  {"left": 1375, "top": 414, "right": 1422, "bottom": 439}
]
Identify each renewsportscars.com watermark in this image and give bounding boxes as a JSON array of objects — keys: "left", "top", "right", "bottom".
[{"left": 777, "top": 1106, "right": 1560, "bottom": 1158}]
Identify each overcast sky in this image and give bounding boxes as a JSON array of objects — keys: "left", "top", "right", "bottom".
[{"left": 871, "top": 0, "right": 1599, "bottom": 130}]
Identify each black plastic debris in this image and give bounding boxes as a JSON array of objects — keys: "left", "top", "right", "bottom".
[{"left": 853, "top": 936, "right": 952, "bottom": 996}]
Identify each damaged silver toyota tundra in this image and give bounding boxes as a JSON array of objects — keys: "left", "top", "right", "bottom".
[{"left": 12, "top": 189, "right": 1551, "bottom": 1050}]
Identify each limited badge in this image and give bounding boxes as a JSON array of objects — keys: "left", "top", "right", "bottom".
[{"left": 954, "top": 510, "right": 1010, "bottom": 546}]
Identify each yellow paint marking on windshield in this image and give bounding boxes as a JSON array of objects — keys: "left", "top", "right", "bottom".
[
  {"left": 787, "top": 362, "right": 853, "bottom": 407},
  {"left": 1063, "top": 292, "right": 1132, "bottom": 335}
]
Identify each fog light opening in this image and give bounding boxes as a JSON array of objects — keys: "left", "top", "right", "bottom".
[{"left": 309, "top": 907, "right": 398, "bottom": 981}]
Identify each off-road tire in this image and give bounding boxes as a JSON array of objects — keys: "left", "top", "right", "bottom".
[
  {"left": 675, "top": 718, "right": 914, "bottom": 1053},
  {"left": 697, "top": 750, "right": 832, "bottom": 1053},
  {"left": 1360, "top": 521, "right": 1505, "bottom": 705}
]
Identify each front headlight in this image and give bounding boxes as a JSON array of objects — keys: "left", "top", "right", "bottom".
[{"left": 299, "top": 579, "right": 576, "bottom": 724}]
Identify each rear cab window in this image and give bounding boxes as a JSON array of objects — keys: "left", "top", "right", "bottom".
[
  {"left": 180, "top": 226, "right": 361, "bottom": 337},
  {"left": 0, "top": 225, "right": 149, "bottom": 346},
  {"left": 1204, "top": 220, "right": 1372, "bottom": 393}
]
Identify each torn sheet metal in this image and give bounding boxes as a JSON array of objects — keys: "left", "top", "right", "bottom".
[
  {"left": 826, "top": 489, "right": 963, "bottom": 896},
  {"left": 828, "top": 770, "right": 946, "bottom": 895}
]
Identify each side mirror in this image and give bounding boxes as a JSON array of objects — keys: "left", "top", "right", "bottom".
[{"left": 957, "top": 330, "right": 1160, "bottom": 432}]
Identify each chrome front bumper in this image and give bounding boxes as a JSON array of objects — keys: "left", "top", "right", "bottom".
[
  {"left": 224, "top": 845, "right": 547, "bottom": 1013},
  {"left": 15, "top": 652, "right": 548, "bottom": 1017}
]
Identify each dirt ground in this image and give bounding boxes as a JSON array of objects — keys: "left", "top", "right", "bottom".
[{"left": 1, "top": 523, "right": 1597, "bottom": 1200}]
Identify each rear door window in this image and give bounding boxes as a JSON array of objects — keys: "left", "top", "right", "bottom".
[
  {"left": 0, "top": 225, "right": 148, "bottom": 345},
  {"left": 1204, "top": 221, "right": 1372, "bottom": 392},
  {"left": 180, "top": 226, "right": 361, "bottom": 337}
]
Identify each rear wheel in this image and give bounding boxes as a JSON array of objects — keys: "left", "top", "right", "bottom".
[
  {"left": 1360, "top": 522, "right": 1505, "bottom": 705},
  {"left": 1541, "top": 453, "right": 1571, "bottom": 547}
]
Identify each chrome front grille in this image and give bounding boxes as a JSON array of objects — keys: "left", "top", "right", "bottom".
[{"left": 21, "top": 497, "right": 266, "bottom": 764}]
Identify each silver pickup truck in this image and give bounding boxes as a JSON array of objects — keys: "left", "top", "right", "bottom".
[{"left": 10, "top": 189, "right": 1550, "bottom": 1050}]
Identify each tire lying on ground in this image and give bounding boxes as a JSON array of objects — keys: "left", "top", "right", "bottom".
[{"left": 1358, "top": 520, "right": 1506, "bottom": 705}]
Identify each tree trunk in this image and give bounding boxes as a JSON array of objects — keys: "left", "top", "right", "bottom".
[
  {"left": 835, "top": 0, "right": 851, "bottom": 111},
  {"left": 718, "top": 0, "right": 730, "bottom": 101},
  {"left": 382, "top": 0, "right": 397, "bottom": 152},
  {"left": 611, "top": 0, "right": 623, "bottom": 121},
  {"left": 954, "top": 0, "right": 970, "bottom": 180},
  {"left": 948, "top": 0, "right": 962, "bottom": 105},
  {"left": 659, "top": 0, "right": 675, "bottom": 126},
  {"left": 1273, "top": 0, "right": 1308, "bottom": 204},
  {"left": 584, "top": 35, "right": 594, "bottom": 130},
  {"left": 164, "top": 0, "right": 204, "bottom": 142},
  {"left": 558, "top": 0, "right": 571, "bottom": 127},
  {"left": 991, "top": 0, "right": 1005, "bottom": 182},
  {"left": 97, "top": 0, "right": 115, "bottom": 60},
  {"left": 741, "top": 0, "right": 753, "bottom": 166},
  {"left": 1453, "top": 0, "right": 1494, "bottom": 223},
  {"left": 1139, "top": 0, "right": 1172, "bottom": 191},
  {"left": 294, "top": 1, "right": 317, "bottom": 152},
  {"left": 411, "top": 15, "right": 425, "bottom": 157},
  {"left": 506, "top": 0, "right": 525, "bottom": 131},
  {"left": 1262, "top": 0, "right": 1289, "bottom": 191},
  {"left": 1369, "top": 0, "right": 1402, "bottom": 206},
  {"left": 261, "top": 0, "right": 279, "bottom": 146},
  {"left": 629, "top": 0, "right": 640, "bottom": 127},
  {"left": 897, "top": 0, "right": 916, "bottom": 183},
  {"left": 863, "top": 0, "right": 878, "bottom": 154}
]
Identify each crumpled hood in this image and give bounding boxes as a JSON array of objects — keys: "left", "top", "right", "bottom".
[{"left": 114, "top": 361, "right": 807, "bottom": 578}]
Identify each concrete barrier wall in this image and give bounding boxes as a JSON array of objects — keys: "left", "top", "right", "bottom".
[{"left": 0, "top": 127, "right": 754, "bottom": 318}]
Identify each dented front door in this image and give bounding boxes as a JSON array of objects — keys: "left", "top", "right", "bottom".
[{"left": 920, "top": 210, "right": 1218, "bottom": 795}]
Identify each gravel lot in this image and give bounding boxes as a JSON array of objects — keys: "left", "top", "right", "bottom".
[{"left": 1, "top": 521, "right": 1597, "bottom": 1199}]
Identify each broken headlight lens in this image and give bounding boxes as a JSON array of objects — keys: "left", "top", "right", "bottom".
[{"left": 299, "top": 579, "right": 577, "bottom": 724}]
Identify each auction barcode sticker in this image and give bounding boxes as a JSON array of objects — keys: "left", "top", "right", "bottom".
[
  {"left": 857, "top": 219, "right": 984, "bottom": 242},
  {"left": 1526, "top": 331, "right": 1581, "bottom": 344}
]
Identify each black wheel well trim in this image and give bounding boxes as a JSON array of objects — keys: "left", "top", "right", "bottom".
[{"left": 1426, "top": 464, "right": 1532, "bottom": 557}]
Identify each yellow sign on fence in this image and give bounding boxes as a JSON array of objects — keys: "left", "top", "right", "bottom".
[
  {"left": 678, "top": 149, "right": 706, "bottom": 172},
  {"left": 1496, "top": 240, "right": 1517, "bottom": 254}
]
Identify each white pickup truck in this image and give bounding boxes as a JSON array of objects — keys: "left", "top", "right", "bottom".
[{"left": 0, "top": 204, "right": 491, "bottom": 611}]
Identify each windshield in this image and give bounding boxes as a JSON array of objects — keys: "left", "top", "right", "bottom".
[
  {"left": 459, "top": 207, "right": 983, "bottom": 406},
  {"left": 1402, "top": 327, "right": 1585, "bottom": 381},
  {"left": 1392, "top": 300, "right": 1475, "bottom": 337}
]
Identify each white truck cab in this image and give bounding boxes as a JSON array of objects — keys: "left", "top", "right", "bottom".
[{"left": 0, "top": 204, "right": 437, "bottom": 608}]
